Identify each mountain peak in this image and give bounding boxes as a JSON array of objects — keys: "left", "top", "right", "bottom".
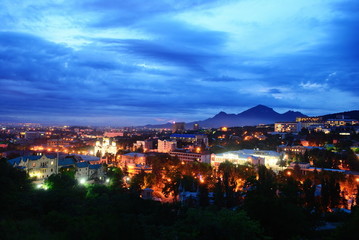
[
  {"left": 252, "top": 104, "right": 273, "bottom": 110},
  {"left": 240, "top": 105, "right": 276, "bottom": 115},
  {"left": 213, "top": 111, "right": 228, "bottom": 118}
]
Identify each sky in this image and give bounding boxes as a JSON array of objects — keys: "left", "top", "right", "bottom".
[{"left": 1, "top": 0, "right": 358, "bottom": 126}]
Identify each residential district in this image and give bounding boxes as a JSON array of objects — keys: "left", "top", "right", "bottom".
[{"left": 1, "top": 116, "right": 359, "bottom": 239}]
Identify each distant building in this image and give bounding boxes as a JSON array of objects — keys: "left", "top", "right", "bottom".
[
  {"left": 133, "top": 140, "right": 153, "bottom": 151},
  {"left": 277, "top": 145, "right": 324, "bottom": 155},
  {"left": 172, "top": 122, "right": 185, "bottom": 133},
  {"left": 158, "top": 140, "right": 177, "bottom": 153},
  {"left": 193, "top": 123, "right": 200, "bottom": 130},
  {"left": 104, "top": 132, "right": 124, "bottom": 137},
  {"left": 326, "top": 119, "right": 358, "bottom": 126},
  {"left": 170, "top": 134, "right": 208, "bottom": 147},
  {"left": 25, "top": 131, "right": 46, "bottom": 140},
  {"left": 94, "top": 138, "right": 117, "bottom": 157},
  {"left": 274, "top": 122, "right": 298, "bottom": 133},
  {"left": 170, "top": 151, "right": 211, "bottom": 164},
  {"left": 296, "top": 117, "right": 324, "bottom": 130}
]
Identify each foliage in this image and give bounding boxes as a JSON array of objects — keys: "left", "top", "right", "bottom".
[{"left": 44, "top": 172, "right": 77, "bottom": 190}]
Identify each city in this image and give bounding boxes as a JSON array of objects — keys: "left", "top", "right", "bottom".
[{"left": 1, "top": 110, "right": 359, "bottom": 239}]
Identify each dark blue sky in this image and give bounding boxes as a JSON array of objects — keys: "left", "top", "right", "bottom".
[{"left": 1, "top": 0, "right": 358, "bottom": 126}]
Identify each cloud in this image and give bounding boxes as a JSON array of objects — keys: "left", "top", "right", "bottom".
[{"left": 0, "top": 0, "right": 358, "bottom": 125}]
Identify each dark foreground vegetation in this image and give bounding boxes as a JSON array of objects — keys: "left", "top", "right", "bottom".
[{"left": 1, "top": 158, "right": 359, "bottom": 240}]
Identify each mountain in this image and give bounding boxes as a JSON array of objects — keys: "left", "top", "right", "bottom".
[
  {"left": 144, "top": 122, "right": 173, "bottom": 129},
  {"left": 143, "top": 105, "right": 307, "bottom": 129},
  {"left": 190, "top": 105, "right": 306, "bottom": 128}
]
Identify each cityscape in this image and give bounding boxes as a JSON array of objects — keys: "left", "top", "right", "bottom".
[
  {"left": 1, "top": 107, "right": 359, "bottom": 239},
  {"left": 1, "top": 0, "right": 359, "bottom": 239}
]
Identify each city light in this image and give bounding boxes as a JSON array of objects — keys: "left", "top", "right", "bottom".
[{"left": 79, "top": 178, "right": 86, "bottom": 185}]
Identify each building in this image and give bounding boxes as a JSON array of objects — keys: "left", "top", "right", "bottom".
[
  {"left": 277, "top": 145, "right": 324, "bottom": 155},
  {"left": 8, "top": 155, "right": 105, "bottom": 184},
  {"left": 8, "top": 155, "right": 58, "bottom": 181},
  {"left": 211, "top": 151, "right": 264, "bottom": 168},
  {"left": 104, "top": 131, "right": 124, "bottom": 137},
  {"left": 121, "top": 152, "right": 146, "bottom": 166},
  {"left": 25, "top": 131, "right": 47, "bottom": 140},
  {"left": 158, "top": 140, "right": 177, "bottom": 153},
  {"left": 94, "top": 138, "right": 117, "bottom": 157},
  {"left": 211, "top": 149, "right": 281, "bottom": 169},
  {"left": 133, "top": 140, "right": 153, "bottom": 151},
  {"left": 296, "top": 117, "right": 324, "bottom": 130},
  {"left": 326, "top": 119, "right": 358, "bottom": 126},
  {"left": 170, "top": 151, "right": 211, "bottom": 164},
  {"left": 274, "top": 122, "right": 298, "bottom": 133},
  {"left": 170, "top": 134, "right": 209, "bottom": 147},
  {"left": 193, "top": 123, "right": 200, "bottom": 130},
  {"left": 172, "top": 122, "right": 185, "bottom": 133}
]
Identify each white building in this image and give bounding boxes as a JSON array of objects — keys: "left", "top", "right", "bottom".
[
  {"left": 211, "top": 152, "right": 264, "bottom": 168},
  {"left": 94, "top": 138, "right": 117, "bottom": 157},
  {"left": 9, "top": 155, "right": 58, "bottom": 180},
  {"left": 8, "top": 155, "right": 105, "bottom": 184},
  {"left": 211, "top": 149, "right": 280, "bottom": 170},
  {"left": 158, "top": 140, "right": 177, "bottom": 153},
  {"left": 170, "top": 151, "right": 211, "bottom": 164}
]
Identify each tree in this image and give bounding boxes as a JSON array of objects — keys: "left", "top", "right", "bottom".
[
  {"left": 302, "top": 178, "right": 315, "bottom": 209},
  {"left": 44, "top": 172, "right": 76, "bottom": 190},
  {"left": 106, "top": 167, "right": 124, "bottom": 190},
  {"left": 198, "top": 183, "right": 209, "bottom": 207}
]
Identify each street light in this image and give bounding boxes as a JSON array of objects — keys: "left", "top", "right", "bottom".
[{"left": 79, "top": 178, "right": 86, "bottom": 185}]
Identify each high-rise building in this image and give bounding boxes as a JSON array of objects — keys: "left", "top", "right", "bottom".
[
  {"left": 193, "top": 123, "right": 200, "bottom": 130},
  {"left": 158, "top": 140, "right": 177, "bottom": 153}
]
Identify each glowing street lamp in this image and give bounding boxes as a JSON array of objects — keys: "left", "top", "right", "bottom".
[{"left": 79, "top": 178, "right": 86, "bottom": 185}]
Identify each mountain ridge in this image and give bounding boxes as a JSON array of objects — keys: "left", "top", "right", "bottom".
[{"left": 144, "top": 105, "right": 308, "bottom": 129}]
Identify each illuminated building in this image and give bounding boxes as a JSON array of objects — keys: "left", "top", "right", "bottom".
[
  {"left": 158, "top": 139, "right": 177, "bottom": 153},
  {"left": 8, "top": 155, "right": 58, "bottom": 181},
  {"left": 8, "top": 155, "right": 105, "bottom": 184},
  {"left": 274, "top": 122, "right": 298, "bottom": 133},
  {"left": 211, "top": 149, "right": 280, "bottom": 169},
  {"left": 296, "top": 117, "right": 324, "bottom": 130},
  {"left": 104, "top": 131, "right": 124, "bottom": 137},
  {"left": 133, "top": 140, "right": 153, "bottom": 151},
  {"left": 25, "top": 131, "right": 46, "bottom": 139},
  {"left": 170, "top": 134, "right": 209, "bottom": 147},
  {"left": 121, "top": 152, "right": 146, "bottom": 165},
  {"left": 170, "top": 151, "right": 211, "bottom": 163},
  {"left": 211, "top": 152, "right": 264, "bottom": 168},
  {"left": 172, "top": 122, "right": 185, "bottom": 133},
  {"left": 326, "top": 119, "right": 358, "bottom": 126},
  {"left": 193, "top": 123, "right": 200, "bottom": 130},
  {"left": 277, "top": 145, "right": 324, "bottom": 155},
  {"left": 94, "top": 138, "right": 117, "bottom": 157}
]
